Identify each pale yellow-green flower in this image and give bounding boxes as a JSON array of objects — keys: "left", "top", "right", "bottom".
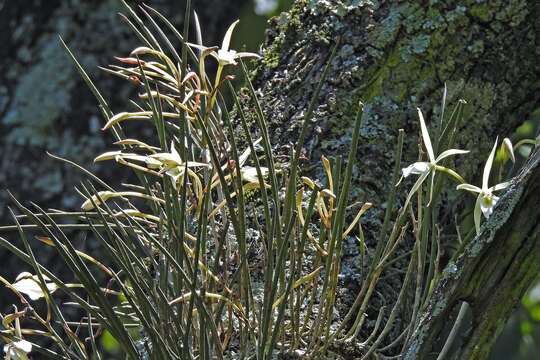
[{"left": 149, "top": 141, "right": 209, "bottom": 171}]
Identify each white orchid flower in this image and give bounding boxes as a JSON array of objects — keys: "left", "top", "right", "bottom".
[
  {"left": 189, "top": 19, "right": 260, "bottom": 111},
  {"left": 457, "top": 138, "right": 511, "bottom": 235},
  {"left": 12, "top": 272, "right": 58, "bottom": 301},
  {"left": 401, "top": 108, "right": 469, "bottom": 207},
  {"left": 189, "top": 20, "right": 261, "bottom": 67},
  {"left": 3, "top": 340, "right": 32, "bottom": 360}
]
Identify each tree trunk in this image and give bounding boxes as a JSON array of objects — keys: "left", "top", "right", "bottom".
[{"left": 251, "top": 0, "right": 540, "bottom": 358}]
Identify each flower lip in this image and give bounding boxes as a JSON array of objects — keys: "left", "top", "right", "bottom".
[
  {"left": 479, "top": 193, "right": 499, "bottom": 219},
  {"left": 216, "top": 49, "right": 238, "bottom": 65}
]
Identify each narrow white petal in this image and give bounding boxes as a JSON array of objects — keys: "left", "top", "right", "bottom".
[
  {"left": 186, "top": 43, "right": 211, "bottom": 52},
  {"left": 417, "top": 108, "right": 435, "bottom": 163},
  {"left": 403, "top": 169, "right": 431, "bottom": 210},
  {"left": 81, "top": 191, "right": 116, "bottom": 211},
  {"left": 222, "top": 20, "right": 240, "bottom": 52},
  {"left": 456, "top": 184, "right": 482, "bottom": 193},
  {"left": 490, "top": 181, "right": 511, "bottom": 192},
  {"left": 238, "top": 138, "right": 262, "bottom": 166},
  {"left": 94, "top": 151, "right": 123, "bottom": 162},
  {"left": 474, "top": 195, "right": 482, "bottom": 235},
  {"left": 427, "top": 169, "right": 436, "bottom": 206},
  {"left": 483, "top": 138, "right": 498, "bottom": 191},
  {"left": 435, "top": 149, "right": 470, "bottom": 163},
  {"left": 171, "top": 141, "right": 181, "bottom": 164},
  {"left": 15, "top": 272, "right": 33, "bottom": 282},
  {"left": 235, "top": 52, "right": 261, "bottom": 59}
]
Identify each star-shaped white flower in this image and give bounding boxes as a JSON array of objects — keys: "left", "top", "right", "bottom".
[
  {"left": 457, "top": 138, "right": 511, "bottom": 234},
  {"left": 401, "top": 108, "right": 469, "bottom": 207},
  {"left": 11, "top": 272, "right": 58, "bottom": 301},
  {"left": 3, "top": 340, "right": 32, "bottom": 360},
  {"left": 189, "top": 20, "right": 260, "bottom": 67}
]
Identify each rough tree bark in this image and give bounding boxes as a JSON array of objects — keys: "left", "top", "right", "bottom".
[{"left": 249, "top": 0, "right": 540, "bottom": 358}]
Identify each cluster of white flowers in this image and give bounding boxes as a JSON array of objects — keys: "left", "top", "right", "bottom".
[{"left": 401, "top": 108, "right": 512, "bottom": 235}]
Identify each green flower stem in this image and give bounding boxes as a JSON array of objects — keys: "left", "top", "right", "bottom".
[
  {"left": 434, "top": 165, "right": 466, "bottom": 184},
  {"left": 208, "top": 64, "right": 224, "bottom": 112}
]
